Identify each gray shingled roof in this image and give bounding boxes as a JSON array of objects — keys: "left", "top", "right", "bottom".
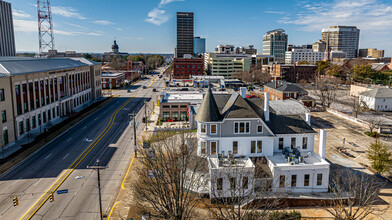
[
  {"left": 0, "top": 57, "right": 98, "bottom": 76},
  {"left": 221, "top": 93, "right": 260, "bottom": 119},
  {"left": 269, "top": 100, "right": 310, "bottom": 115},
  {"left": 264, "top": 80, "right": 306, "bottom": 93},
  {"left": 359, "top": 88, "right": 392, "bottom": 98},
  {"left": 196, "top": 90, "right": 315, "bottom": 134},
  {"left": 267, "top": 113, "right": 316, "bottom": 134},
  {"left": 195, "top": 88, "right": 222, "bottom": 122},
  {"left": 213, "top": 94, "right": 232, "bottom": 112}
]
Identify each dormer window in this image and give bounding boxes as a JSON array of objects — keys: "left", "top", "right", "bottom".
[
  {"left": 201, "top": 124, "right": 206, "bottom": 133},
  {"left": 234, "top": 122, "right": 250, "bottom": 134}
]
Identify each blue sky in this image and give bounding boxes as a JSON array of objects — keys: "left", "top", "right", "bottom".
[{"left": 9, "top": 0, "right": 392, "bottom": 56}]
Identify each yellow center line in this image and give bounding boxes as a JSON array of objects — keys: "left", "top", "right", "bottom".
[
  {"left": 21, "top": 95, "right": 137, "bottom": 220},
  {"left": 147, "top": 76, "right": 158, "bottom": 88}
]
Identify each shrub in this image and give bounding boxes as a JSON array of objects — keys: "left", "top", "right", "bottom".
[
  {"left": 364, "top": 131, "right": 378, "bottom": 138},
  {"left": 268, "top": 210, "right": 301, "bottom": 220}
]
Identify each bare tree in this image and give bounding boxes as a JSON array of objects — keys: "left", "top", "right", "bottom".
[
  {"left": 109, "top": 56, "right": 125, "bottom": 71},
  {"left": 367, "top": 117, "right": 382, "bottom": 134},
  {"left": 133, "top": 131, "right": 209, "bottom": 219},
  {"left": 205, "top": 158, "right": 281, "bottom": 220},
  {"left": 233, "top": 67, "right": 271, "bottom": 85},
  {"left": 325, "top": 169, "right": 387, "bottom": 220},
  {"left": 314, "top": 77, "right": 340, "bottom": 109}
]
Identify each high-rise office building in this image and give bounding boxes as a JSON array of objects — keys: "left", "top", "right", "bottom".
[
  {"left": 321, "top": 26, "right": 360, "bottom": 59},
  {"left": 0, "top": 0, "right": 16, "bottom": 56},
  {"left": 176, "top": 12, "right": 194, "bottom": 58},
  {"left": 194, "top": 37, "right": 205, "bottom": 55},
  {"left": 262, "top": 29, "right": 288, "bottom": 63}
]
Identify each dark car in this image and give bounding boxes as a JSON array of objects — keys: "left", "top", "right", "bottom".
[
  {"left": 143, "top": 86, "right": 147, "bottom": 89},
  {"left": 152, "top": 88, "right": 157, "bottom": 92}
]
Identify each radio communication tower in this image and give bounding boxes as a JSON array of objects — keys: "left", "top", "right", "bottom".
[{"left": 37, "top": 0, "right": 55, "bottom": 54}]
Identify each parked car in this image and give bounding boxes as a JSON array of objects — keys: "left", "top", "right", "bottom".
[
  {"left": 152, "top": 88, "right": 157, "bottom": 92},
  {"left": 143, "top": 86, "right": 147, "bottom": 89}
]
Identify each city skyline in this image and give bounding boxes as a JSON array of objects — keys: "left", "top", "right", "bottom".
[{"left": 8, "top": 0, "right": 392, "bottom": 56}]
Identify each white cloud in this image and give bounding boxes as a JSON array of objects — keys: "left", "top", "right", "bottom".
[
  {"left": 115, "top": 27, "right": 124, "bottom": 31},
  {"left": 279, "top": 0, "right": 392, "bottom": 32},
  {"left": 94, "top": 20, "right": 114, "bottom": 25},
  {"left": 14, "top": 19, "right": 102, "bottom": 36},
  {"left": 63, "top": 22, "right": 89, "bottom": 30},
  {"left": 13, "top": 19, "right": 37, "bottom": 32},
  {"left": 13, "top": 9, "right": 31, "bottom": 18},
  {"left": 264, "top": 10, "right": 285, "bottom": 15},
  {"left": 159, "top": 0, "right": 184, "bottom": 7},
  {"left": 51, "top": 6, "right": 86, "bottom": 20},
  {"left": 145, "top": 8, "right": 169, "bottom": 26}
]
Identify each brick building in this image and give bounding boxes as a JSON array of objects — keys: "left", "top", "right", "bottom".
[
  {"left": 173, "top": 58, "right": 203, "bottom": 79},
  {"left": 101, "top": 72, "right": 125, "bottom": 89},
  {"left": 273, "top": 64, "right": 317, "bottom": 83},
  {"left": 264, "top": 80, "right": 311, "bottom": 104},
  {"left": 127, "top": 61, "right": 144, "bottom": 72}
]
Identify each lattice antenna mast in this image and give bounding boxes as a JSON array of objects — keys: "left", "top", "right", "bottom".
[{"left": 37, "top": 0, "right": 55, "bottom": 54}]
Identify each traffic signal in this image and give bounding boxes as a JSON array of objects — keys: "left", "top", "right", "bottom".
[
  {"left": 49, "top": 193, "right": 54, "bottom": 202},
  {"left": 13, "top": 196, "right": 18, "bottom": 206}
]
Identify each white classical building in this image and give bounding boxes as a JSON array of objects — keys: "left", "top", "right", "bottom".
[
  {"left": 285, "top": 48, "right": 324, "bottom": 64},
  {"left": 195, "top": 88, "right": 330, "bottom": 197}
]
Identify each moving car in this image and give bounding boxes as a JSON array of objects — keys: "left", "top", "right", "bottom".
[{"left": 143, "top": 86, "right": 147, "bottom": 89}]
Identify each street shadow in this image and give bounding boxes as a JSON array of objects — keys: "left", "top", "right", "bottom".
[
  {"left": 329, "top": 163, "right": 390, "bottom": 206},
  {"left": 311, "top": 116, "right": 336, "bottom": 129},
  {"left": 0, "top": 97, "right": 150, "bottom": 181},
  {"left": 129, "top": 84, "right": 141, "bottom": 90}
]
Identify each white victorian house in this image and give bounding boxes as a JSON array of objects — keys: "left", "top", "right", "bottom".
[{"left": 194, "top": 88, "right": 330, "bottom": 198}]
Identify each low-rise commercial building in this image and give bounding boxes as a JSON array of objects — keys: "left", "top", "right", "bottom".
[
  {"left": 215, "top": 45, "right": 235, "bottom": 54},
  {"left": 236, "top": 45, "right": 257, "bottom": 55},
  {"left": 0, "top": 57, "right": 102, "bottom": 149},
  {"left": 101, "top": 72, "right": 125, "bottom": 89},
  {"left": 359, "top": 48, "right": 384, "bottom": 58},
  {"left": 285, "top": 48, "right": 324, "bottom": 64},
  {"left": 204, "top": 53, "right": 251, "bottom": 78},
  {"left": 312, "top": 40, "right": 326, "bottom": 52},
  {"left": 173, "top": 57, "right": 203, "bottom": 79},
  {"left": 272, "top": 64, "right": 317, "bottom": 83},
  {"left": 263, "top": 80, "right": 312, "bottom": 106}
]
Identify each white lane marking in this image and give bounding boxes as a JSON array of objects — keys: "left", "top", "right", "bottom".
[
  {"left": 63, "top": 154, "right": 69, "bottom": 160},
  {"left": 34, "top": 179, "right": 41, "bottom": 186},
  {"left": 11, "top": 177, "right": 22, "bottom": 186},
  {"left": 82, "top": 126, "right": 87, "bottom": 130},
  {"left": 44, "top": 153, "right": 52, "bottom": 160},
  {"left": 66, "top": 137, "right": 72, "bottom": 142}
]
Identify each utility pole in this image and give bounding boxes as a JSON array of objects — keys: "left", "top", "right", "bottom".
[
  {"left": 133, "top": 112, "right": 137, "bottom": 158},
  {"left": 87, "top": 159, "right": 106, "bottom": 220},
  {"left": 144, "top": 100, "right": 148, "bottom": 131}
]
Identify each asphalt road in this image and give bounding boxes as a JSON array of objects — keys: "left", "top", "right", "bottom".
[{"left": 0, "top": 67, "right": 166, "bottom": 220}]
